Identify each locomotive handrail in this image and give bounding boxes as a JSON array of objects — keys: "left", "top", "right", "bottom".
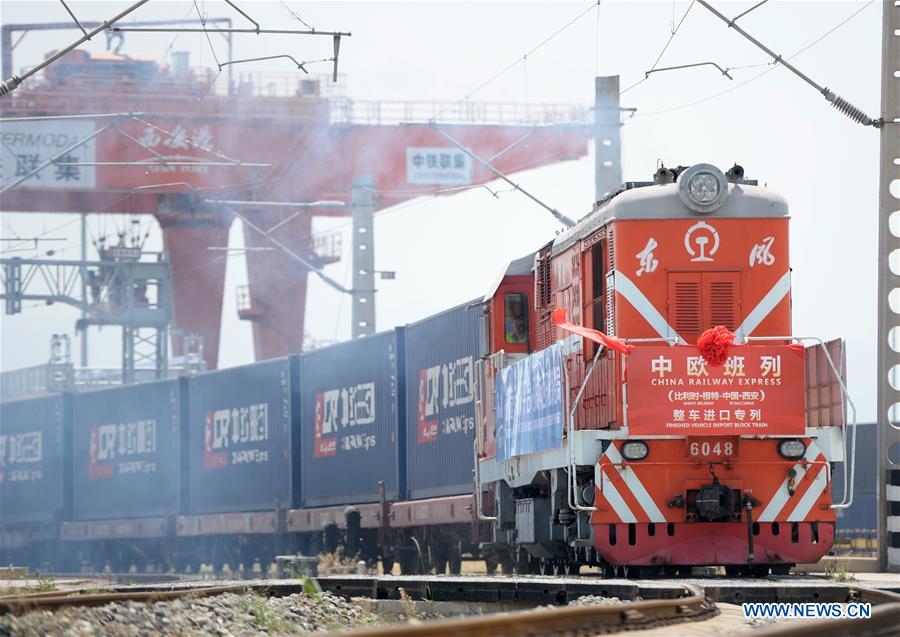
[
  {"left": 565, "top": 345, "right": 604, "bottom": 513},
  {"left": 473, "top": 438, "right": 497, "bottom": 521},
  {"left": 473, "top": 355, "right": 499, "bottom": 522},
  {"left": 619, "top": 336, "right": 682, "bottom": 345},
  {"left": 744, "top": 335, "right": 857, "bottom": 510}
]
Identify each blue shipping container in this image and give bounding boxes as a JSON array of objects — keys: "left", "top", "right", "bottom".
[
  {"left": 72, "top": 380, "right": 181, "bottom": 520},
  {"left": 0, "top": 395, "right": 70, "bottom": 523},
  {"left": 404, "top": 302, "right": 483, "bottom": 499},
  {"left": 300, "top": 331, "right": 404, "bottom": 507},
  {"left": 835, "top": 494, "right": 877, "bottom": 532},
  {"left": 187, "top": 357, "right": 298, "bottom": 513}
]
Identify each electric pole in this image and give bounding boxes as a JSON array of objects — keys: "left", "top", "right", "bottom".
[
  {"left": 351, "top": 176, "right": 376, "bottom": 339},
  {"left": 594, "top": 75, "right": 622, "bottom": 201},
  {"left": 877, "top": 0, "right": 900, "bottom": 573}
]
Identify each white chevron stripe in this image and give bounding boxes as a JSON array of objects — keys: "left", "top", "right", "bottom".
[
  {"left": 599, "top": 467, "right": 638, "bottom": 524},
  {"left": 612, "top": 270, "right": 686, "bottom": 344},
  {"left": 605, "top": 445, "right": 666, "bottom": 522},
  {"left": 735, "top": 271, "right": 791, "bottom": 341},
  {"left": 757, "top": 442, "right": 821, "bottom": 522},
  {"left": 786, "top": 465, "right": 828, "bottom": 522}
]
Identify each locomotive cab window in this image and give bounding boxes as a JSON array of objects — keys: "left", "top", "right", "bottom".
[{"left": 504, "top": 293, "right": 529, "bottom": 344}]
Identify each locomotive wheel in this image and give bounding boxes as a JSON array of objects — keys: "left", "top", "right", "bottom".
[
  {"left": 749, "top": 564, "right": 770, "bottom": 577},
  {"left": 484, "top": 557, "right": 498, "bottom": 575},
  {"left": 448, "top": 546, "right": 462, "bottom": 575},
  {"left": 500, "top": 557, "right": 515, "bottom": 575}
]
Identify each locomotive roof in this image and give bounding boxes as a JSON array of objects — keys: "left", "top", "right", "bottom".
[{"left": 552, "top": 181, "right": 788, "bottom": 256}]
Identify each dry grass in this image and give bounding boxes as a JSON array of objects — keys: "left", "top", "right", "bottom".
[{"left": 318, "top": 548, "right": 362, "bottom": 576}]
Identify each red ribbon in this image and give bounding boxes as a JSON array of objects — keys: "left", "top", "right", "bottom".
[{"left": 551, "top": 308, "right": 632, "bottom": 355}]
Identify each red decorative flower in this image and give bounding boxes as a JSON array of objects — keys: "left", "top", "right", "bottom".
[{"left": 696, "top": 325, "right": 735, "bottom": 366}]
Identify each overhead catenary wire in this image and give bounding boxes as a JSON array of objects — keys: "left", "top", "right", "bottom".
[
  {"left": 638, "top": 0, "right": 875, "bottom": 118},
  {"left": 697, "top": 0, "right": 879, "bottom": 127},
  {"left": 431, "top": 1, "right": 601, "bottom": 121},
  {"left": 429, "top": 124, "right": 576, "bottom": 228},
  {"left": 620, "top": 0, "right": 696, "bottom": 96},
  {"left": 0, "top": 0, "right": 151, "bottom": 97},
  {"left": 279, "top": 0, "right": 315, "bottom": 31},
  {"left": 1, "top": 1, "right": 350, "bottom": 97},
  {"left": 58, "top": 0, "right": 88, "bottom": 36}
]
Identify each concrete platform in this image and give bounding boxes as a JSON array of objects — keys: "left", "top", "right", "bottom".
[{"left": 106, "top": 573, "right": 900, "bottom": 605}]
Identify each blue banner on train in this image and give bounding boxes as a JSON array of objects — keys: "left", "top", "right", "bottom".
[{"left": 495, "top": 342, "right": 565, "bottom": 460}]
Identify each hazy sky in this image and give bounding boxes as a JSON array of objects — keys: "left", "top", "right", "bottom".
[{"left": 0, "top": 1, "right": 885, "bottom": 421}]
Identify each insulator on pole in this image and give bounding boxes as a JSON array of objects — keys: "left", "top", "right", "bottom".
[
  {"left": 824, "top": 89, "right": 879, "bottom": 127},
  {"left": 0, "top": 76, "right": 21, "bottom": 98}
]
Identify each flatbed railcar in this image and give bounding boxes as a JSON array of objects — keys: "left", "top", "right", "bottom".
[{"left": 0, "top": 304, "right": 488, "bottom": 574}]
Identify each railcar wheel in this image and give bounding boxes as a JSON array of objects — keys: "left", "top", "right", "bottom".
[
  {"left": 564, "top": 561, "right": 581, "bottom": 576},
  {"left": 484, "top": 557, "right": 498, "bottom": 575},
  {"left": 381, "top": 557, "right": 395, "bottom": 575},
  {"left": 539, "top": 558, "right": 554, "bottom": 575},
  {"left": 724, "top": 565, "right": 743, "bottom": 577},
  {"left": 399, "top": 550, "right": 419, "bottom": 575},
  {"left": 514, "top": 552, "right": 531, "bottom": 575}
]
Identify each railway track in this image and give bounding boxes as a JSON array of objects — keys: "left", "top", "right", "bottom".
[
  {"left": 2, "top": 576, "right": 899, "bottom": 636},
  {"left": 751, "top": 586, "right": 900, "bottom": 637},
  {"left": 330, "top": 591, "right": 717, "bottom": 636},
  {"left": 0, "top": 584, "right": 246, "bottom": 615}
]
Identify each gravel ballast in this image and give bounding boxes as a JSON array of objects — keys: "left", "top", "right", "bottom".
[{"left": 0, "top": 591, "right": 378, "bottom": 636}]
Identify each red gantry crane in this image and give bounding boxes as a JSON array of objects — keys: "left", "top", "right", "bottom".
[{"left": 0, "top": 42, "right": 591, "bottom": 371}]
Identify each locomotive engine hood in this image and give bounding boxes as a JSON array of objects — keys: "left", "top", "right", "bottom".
[{"left": 552, "top": 163, "right": 789, "bottom": 257}]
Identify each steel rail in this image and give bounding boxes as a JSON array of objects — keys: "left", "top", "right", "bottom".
[
  {"left": 752, "top": 603, "right": 900, "bottom": 637},
  {"left": 324, "top": 590, "right": 717, "bottom": 637},
  {"left": 0, "top": 584, "right": 246, "bottom": 615},
  {"left": 751, "top": 586, "right": 900, "bottom": 636}
]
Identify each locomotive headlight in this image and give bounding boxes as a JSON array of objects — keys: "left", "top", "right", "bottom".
[
  {"left": 678, "top": 163, "right": 729, "bottom": 213},
  {"left": 778, "top": 439, "right": 806, "bottom": 459},
  {"left": 621, "top": 441, "right": 649, "bottom": 461}
]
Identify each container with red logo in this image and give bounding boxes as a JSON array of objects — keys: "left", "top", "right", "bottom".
[
  {"left": 0, "top": 394, "right": 70, "bottom": 524},
  {"left": 300, "top": 330, "right": 403, "bottom": 507},
  {"left": 404, "top": 301, "right": 483, "bottom": 499},
  {"left": 187, "top": 357, "right": 298, "bottom": 514},
  {"left": 72, "top": 380, "right": 181, "bottom": 521}
]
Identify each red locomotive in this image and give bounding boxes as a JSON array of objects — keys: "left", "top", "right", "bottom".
[{"left": 475, "top": 162, "right": 854, "bottom": 576}]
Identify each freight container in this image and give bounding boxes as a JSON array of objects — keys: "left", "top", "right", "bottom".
[
  {"left": 300, "top": 330, "right": 404, "bottom": 507},
  {"left": 0, "top": 394, "right": 70, "bottom": 523},
  {"left": 835, "top": 494, "right": 877, "bottom": 532},
  {"left": 404, "top": 301, "right": 483, "bottom": 499},
  {"left": 72, "top": 380, "right": 181, "bottom": 520},
  {"left": 187, "top": 357, "right": 298, "bottom": 514}
]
